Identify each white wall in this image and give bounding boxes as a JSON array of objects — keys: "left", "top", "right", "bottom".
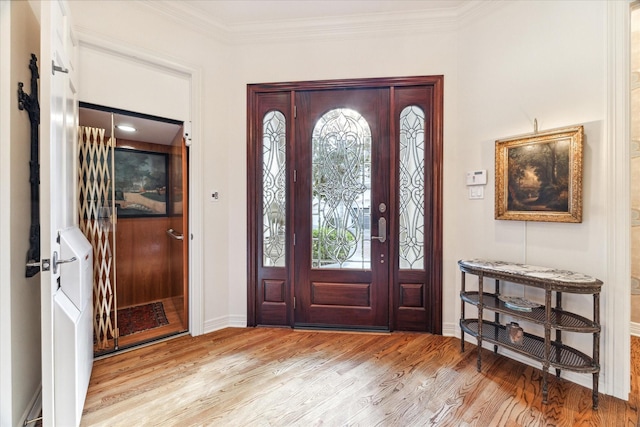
[
  {"left": 67, "top": 0, "right": 627, "bottom": 398},
  {"left": 456, "top": 3, "right": 606, "bottom": 265},
  {"left": 1, "top": 1, "right": 43, "bottom": 425},
  {"left": 78, "top": 45, "right": 191, "bottom": 122},
  {"left": 456, "top": 0, "right": 618, "bottom": 393}
]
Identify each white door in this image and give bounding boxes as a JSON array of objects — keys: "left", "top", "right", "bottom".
[{"left": 39, "top": 1, "right": 84, "bottom": 425}]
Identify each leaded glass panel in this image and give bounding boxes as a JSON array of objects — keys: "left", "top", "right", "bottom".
[
  {"left": 311, "top": 108, "right": 371, "bottom": 269},
  {"left": 262, "top": 111, "right": 286, "bottom": 267},
  {"left": 399, "top": 106, "right": 425, "bottom": 270}
]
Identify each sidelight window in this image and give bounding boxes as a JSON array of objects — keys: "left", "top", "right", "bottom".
[
  {"left": 399, "top": 106, "right": 425, "bottom": 270},
  {"left": 262, "top": 110, "right": 287, "bottom": 267}
]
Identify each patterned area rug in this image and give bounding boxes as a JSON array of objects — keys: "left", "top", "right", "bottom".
[
  {"left": 117, "top": 302, "right": 169, "bottom": 336},
  {"left": 96, "top": 301, "right": 169, "bottom": 340}
]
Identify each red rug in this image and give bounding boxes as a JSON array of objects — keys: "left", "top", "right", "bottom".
[
  {"left": 117, "top": 302, "right": 169, "bottom": 336},
  {"left": 96, "top": 301, "right": 169, "bottom": 340}
]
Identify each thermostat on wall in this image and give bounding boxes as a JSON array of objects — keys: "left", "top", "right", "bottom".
[{"left": 466, "top": 170, "right": 487, "bottom": 186}]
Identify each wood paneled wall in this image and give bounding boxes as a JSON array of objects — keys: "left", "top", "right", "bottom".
[
  {"left": 115, "top": 139, "right": 183, "bottom": 308},
  {"left": 116, "top": 217, "right": 172, "bottom": 307}
]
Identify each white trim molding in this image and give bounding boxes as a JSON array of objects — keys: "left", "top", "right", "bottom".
[
  {"left": 140, "top": 0, "right": 499, "bottom": 45},
  {"left": 605, "top": 0, "right": 631, "bottom": 400},
  {"left": 204, "top": 316, "right": 247, "bottom": 334},
  {"left": 442, "top": 322, "right": 458, "bottom": 337},
  {"left": 0, "top": 2, "right": 13, "bottom": 423},
  {"left": 631, "top": 322, "right": 640, "bottom": 337},
  {"left": 72, "top": 28, "right": 205, "bottom": 337}
]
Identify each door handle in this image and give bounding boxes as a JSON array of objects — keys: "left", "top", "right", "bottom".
[
  {"left": 166, "top": 228, "right": 184, "bottom": 241},
  {"left": 371, "top": 217, "right": 386, "bottom": 243},
  {"left": 52, "top": 251, "right": 77, "bottom": 274}
]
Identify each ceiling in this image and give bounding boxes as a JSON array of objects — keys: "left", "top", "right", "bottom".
[{"left": 79, "top": 107, "right": 183, "bottom": 146}]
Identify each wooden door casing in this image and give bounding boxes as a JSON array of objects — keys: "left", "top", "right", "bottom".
[
  {"left": 247, "top": 76, "right": 443, "bottom": 333},
  {"left": 170, "top": 131, "right": 189, "bottom": 329},
  {"left": 392, "top": 85, "right": 443, "bottom": 333},
  {"left": 253, "top": 91, "right": 292, "bottom": 327}
]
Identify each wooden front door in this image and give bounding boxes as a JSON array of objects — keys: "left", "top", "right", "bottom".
[
  {"left": 248, "top": 76, "right": 443, "bottom": 333},
  {"left": 293, "top": 88, "right": 390, "bottom": 329}
]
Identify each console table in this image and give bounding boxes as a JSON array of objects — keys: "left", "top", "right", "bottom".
[{"left": 458, "top": 259, "right": 602, "bottom": 409}]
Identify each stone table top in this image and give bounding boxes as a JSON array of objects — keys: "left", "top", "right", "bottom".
[{"left": 458, "top": 259, "right": 602, "bottom": 288}]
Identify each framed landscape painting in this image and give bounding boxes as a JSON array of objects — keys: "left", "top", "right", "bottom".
[
  {"left": 495, "top": 125, "right": 583, "bottom": 223},
  {"left": 114, "top": 148, "right": 168, "bottom": 217}
]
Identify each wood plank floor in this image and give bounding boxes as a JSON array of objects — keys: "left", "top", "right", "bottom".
[{"left": 82, "top": 328, "right": 640, "bottom": 426}]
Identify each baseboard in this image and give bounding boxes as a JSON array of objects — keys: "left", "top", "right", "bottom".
[
  {"left": 441, "top": 322, "right": 458, "bottom": 337},
  {"left": 631, "top": 321, "right": 640, "bottom": 337},
  {"left": 228, "top": 315, "right": 248, "bottom": 328},
  {"left": 203, "top": 315, "right": 247, "bottom": 334},
  {"left": 206, "top": 317, "right": 451, "bottom": 335}
]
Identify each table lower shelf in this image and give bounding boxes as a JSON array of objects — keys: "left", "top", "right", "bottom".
[{"left": 460, "top": 319, "right": 598, "bottom": 373}]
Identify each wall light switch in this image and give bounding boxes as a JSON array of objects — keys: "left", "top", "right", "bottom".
[
  {"left": 210, "top": 191, "right": 220, "bottom": 202},
  {"left": 469, "top": 186, "right": 484, "bottom": 200}
]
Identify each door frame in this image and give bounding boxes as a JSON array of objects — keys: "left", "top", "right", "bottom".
[
  {"left": 73, "top": 33, "right": 204, "bottom": 336},
  {"left": 247, "top": 75, "right": 443, "bottom": 332},
  {"left": 77, "top": 104, "right": 191, "bottom": 352}
]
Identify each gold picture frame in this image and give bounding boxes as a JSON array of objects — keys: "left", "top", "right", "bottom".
[{"left": 495, "top": 125, "right": 583, "bottom": 223}]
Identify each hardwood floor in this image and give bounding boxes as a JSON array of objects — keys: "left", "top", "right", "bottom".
[{"left": 82, "top": 328, "right": 640, "bottom": 426}]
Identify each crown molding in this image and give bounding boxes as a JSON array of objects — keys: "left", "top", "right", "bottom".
[
  {"left": 139, "top": 0, "right": 502, "bottom": 45},
  {"left": 136, "top": 1, "right": 230, "bottom": 43},
  {"left": 229, "top": 11, "right": 458, "bottom": 44},
  {"left": 457, "top": 0, "right": 511, "bottom": 29}
]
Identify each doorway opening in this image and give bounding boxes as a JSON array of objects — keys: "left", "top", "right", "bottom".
[
  {"left": 79, "top": 103, "right": 189, "bottom": 355},
  {"left": 247, "top": 76, "right": 443, "bottom": 333}
]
